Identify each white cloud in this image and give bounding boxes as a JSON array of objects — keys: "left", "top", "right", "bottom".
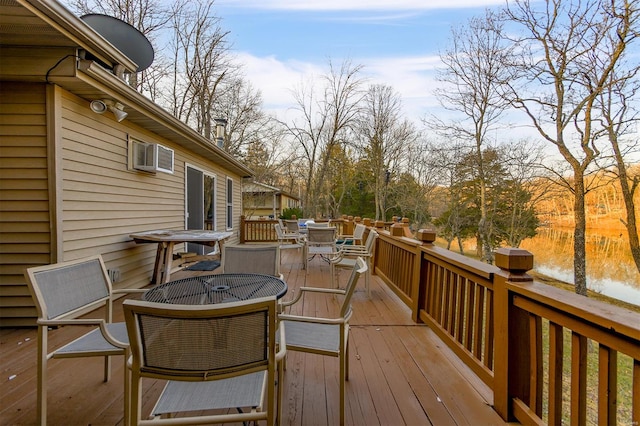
[
  {"left": 237, "top": 52, "right": 442, "bottom": 123},
  {"left": 219, "top": 0, "right": 506, "bottom": 11}
]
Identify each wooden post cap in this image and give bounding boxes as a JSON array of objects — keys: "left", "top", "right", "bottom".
[
  {"left": 417, "top": 229, "right": 436, "bottom": 244},
  {"left": 390, "top": 221, "right": 404, "bottom": 236},
  {"left": 494, "top": 247, "right": 533, "bottom": 272},
  {"left": 375, "top": 220, "right": 385, "bottom": 229}
]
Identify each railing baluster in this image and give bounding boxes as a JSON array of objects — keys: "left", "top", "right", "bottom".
[
  {"left": 571, "top": 332, "right": 588, "bottom": 426},
  {"left": 598, "top": 344, "right": 617, "bottom": 426},
  {"left": 529, "top": 314, "right": 543, "bottom": 417},
  {"left": 548, "top": 321, "right": 564, "bottom": 426}
]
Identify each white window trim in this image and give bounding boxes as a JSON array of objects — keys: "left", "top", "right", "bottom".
[{"left": 226, "top": 176, "right": 234, "bottom": 231}]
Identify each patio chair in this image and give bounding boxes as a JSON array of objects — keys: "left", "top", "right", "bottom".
[
  {"left": 330, "top": 230, "right": 378, "bottom": 297},
  {"left": 336, "top": 223, "right": 366, "bottom": 248},
  {"left": 275, "top": 223, "right": 305, "bottom": 268},
  {"left": 278, "top": 257, "right": 367, "bottom": 426},
  {"left": 221, "top": 244, "right": 283, "bottom": 279},
  {"left": 283, "top": 219, "right": 302, "bottom": 234},
  {"left": 24, "top": 254, "right": 147, "bottom": 425},
  {"left": 123, "top": 296, "right": 286, "bottom": 425},
  {"left": 305, "top": 226, "right": 337, "bottom": 270}
]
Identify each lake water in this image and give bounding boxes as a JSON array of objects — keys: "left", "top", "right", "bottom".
[{"left": 519, "top": 227, "right": 640, "bottom": 307}]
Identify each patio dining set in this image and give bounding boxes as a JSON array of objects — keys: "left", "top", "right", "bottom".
[{"left": 23, "top": 223, "right": 376, "bottom": 425}]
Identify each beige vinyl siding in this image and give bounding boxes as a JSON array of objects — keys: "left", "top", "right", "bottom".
[
  {"left": 0, "top": 82, "right": 48, "bottom": 326},
  {"left": 59, "top": 91, "right": 242, "bottom": 289},
  {"left": 59, "top": 92, "right": 184, "bottom": 287},
  {"left": 0, "top": 85, "right": 245, "bottom": 326}
]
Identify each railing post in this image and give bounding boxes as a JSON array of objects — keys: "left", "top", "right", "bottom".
[
  {"left": 413, "top": 229, "right": 436, "bottom": 323},
  {"left": 390, "top": 220, "right": 404, "bottom": 237},
  {"left": 493, "top": 247, "right": 534, "bottom": 421},
  {"left": 240, "top": 215, "right": 246, "bottom": 243}
]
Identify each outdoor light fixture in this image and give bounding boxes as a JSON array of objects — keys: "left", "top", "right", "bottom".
[
  {"left": 90, "top": 99, "right": 108, "bottom": 114},
  {"left": 90, "top": 99, "right": 128, "bottom": 122}
]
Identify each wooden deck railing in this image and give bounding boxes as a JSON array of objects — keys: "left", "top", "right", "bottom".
[
  {"left": 242, "top": 215, "right": 640, "bottom": 424},
  {"left": 372, "top": 224, "right": 640, "bottom": 425},
  {"left": 240, "top": 216, "right": 362, "bottom": 243}
]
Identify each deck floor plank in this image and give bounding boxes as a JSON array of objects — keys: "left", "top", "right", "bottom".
[{"left": 0, "top": 247, "right": 507, "bottom": 425}]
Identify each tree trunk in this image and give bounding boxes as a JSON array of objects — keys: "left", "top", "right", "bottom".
[
  {"left": 573, "top": 176, "right": 588, "bottom": 296},
  {"left": 620, "top": 181, "right": 640, "bottom": 272}
]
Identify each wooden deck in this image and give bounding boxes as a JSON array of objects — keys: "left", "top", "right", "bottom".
[{"left": 0, "top": 248, "right": 507, "bottom": 425}]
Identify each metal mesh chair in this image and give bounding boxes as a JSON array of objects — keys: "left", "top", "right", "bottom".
[
  {"left": 336, "top": 223, "right": 366, "bottom": 248},
  {"left": 221, "top": 244, "right": 283, "bottom": 279},
  {"left": 274, "top": 223, "right": 305, "bottom": 268},
  {"left": 278, "top": 257, "right": 367, "bottom": 426},
  {"left": 330, "top": 229, "right": 378, "bottom": 297},
  {"left": 283, "top": 219, "right": 301, "bottom": 234},
  {"left": 24, "top": 255, "right": 147, "bottom": 425},
  {"left": 123, "top": 296, "right": 286, "bottom": 425},
  {"left": 305, "top": 226, "right": 337, "bottom": 270}
]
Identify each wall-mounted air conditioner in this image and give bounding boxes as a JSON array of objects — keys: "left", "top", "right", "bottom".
[{"left": 133, "top": 141, "right": 174, "bottom": 174}]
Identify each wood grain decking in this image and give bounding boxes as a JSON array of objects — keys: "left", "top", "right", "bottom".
[{"left": 0, "top": 248, "right": 506, "bottom": 425}]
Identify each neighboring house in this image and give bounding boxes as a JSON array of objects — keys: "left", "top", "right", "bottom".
[
  {"left": 0, "top": 0, "right": 253, "bottom": 326},
  {"left": 242, "top": 181, "right": 300, "bottom": 219}
]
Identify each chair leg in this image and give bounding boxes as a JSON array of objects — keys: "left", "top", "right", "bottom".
[
  {"left": 37, "top": 326, "right": 47, "bottom": 426},
  {"left": 330, "top": 263, "right": 337, "bottom": 288},
  {"left": 103, "top": 355, "right": 112, "bottom": 382},
  {"left": 365, "top": 269, "right": 371, "bottom": 298},
  {"left": 277, "top": 360, "right": 284, "bottom": 426},
  {"left": 130, "top": 375, "right": 142, "bottom": 426},
  {"left": 123, "top": 351, "right": 130, "bottom": 426},
  {"left": 340, "top": 349, "right": 346, "bottom": 426}
]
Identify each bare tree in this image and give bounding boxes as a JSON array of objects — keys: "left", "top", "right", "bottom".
[
  {"left": 282, "top": 59, "right": 365, "bottom": 218},
  {"left": 169, "top": 0, "right": 236, "bottom": 140},
  {"left": 595, "top": 68, "right": 640, "bottom": 271},
  {"left": 356, "top": 84, "right": 417, "bottom": 221},
  {"left": 501, "top": 0, "right": 639, "bottom": 295},
  {"left": 431, "top": 9, "right": 514, "bottom": 262},
  {"left": 213, "top": 78, "right": 267, "bottom": 156}
]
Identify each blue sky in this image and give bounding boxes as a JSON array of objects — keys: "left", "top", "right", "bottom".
[{"left": 214, "top": 0, "right": 507, "bottom": 123}]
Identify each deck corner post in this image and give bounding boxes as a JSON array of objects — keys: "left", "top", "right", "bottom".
[
  {"left": 240, "top": 215, "right": 246, "bottom": 243},
  {"left": 493, "top": 247, "right": 534, "bottom": 422}
]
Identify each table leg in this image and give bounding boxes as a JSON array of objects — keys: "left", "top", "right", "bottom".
[
  {"left": 161, "top": 242, "right": 175, "bottom": 284},
  {"left": 151, "top": 243, "right": 164, "bottom": 284}
]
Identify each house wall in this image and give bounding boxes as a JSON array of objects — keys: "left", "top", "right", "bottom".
[
  {"left": 0, "top": 84, "right": 243, "bottom": 326},
  {"left": 0, "top": 82, "right": 49, "bottom": 325}
]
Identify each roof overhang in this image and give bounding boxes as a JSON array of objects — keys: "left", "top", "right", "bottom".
[{"left": 0, "top": 0, "right": 253, "bottom": 178}]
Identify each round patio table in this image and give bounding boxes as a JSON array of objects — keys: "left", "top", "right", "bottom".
[{"left": 143, "top": 273, "right": 287, "bottom": 305}]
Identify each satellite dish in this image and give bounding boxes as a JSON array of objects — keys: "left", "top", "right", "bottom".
[{"left": 81, "top": 14, "right": 154, "bottom": 72}]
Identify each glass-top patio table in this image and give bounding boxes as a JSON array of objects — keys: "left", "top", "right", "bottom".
[{"left": 143, "top": 273, "right": 288, "bottom": 305}]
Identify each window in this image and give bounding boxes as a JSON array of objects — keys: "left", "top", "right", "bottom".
[{"left": 226, "top": 177, "right": 233, "bottom": 230}]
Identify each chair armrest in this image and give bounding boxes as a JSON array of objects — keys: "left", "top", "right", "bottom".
[
  {"left": 279, "top": 286, "right": 345, "bottom": 307},
  {"left": 112, "top": 288, "right": 147, "bottom": 295},
  {"left": 37, "top": 318, "right": 129, "bottom": 348},
  {"left": 338, "top": 246, "right": 369, "bottom": 256},
  {"left": 276, "top": 322, "right": 286, "bottom": 361},
  {"left": 278, "top": 313, "right": 346, "bottom": 325}
]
